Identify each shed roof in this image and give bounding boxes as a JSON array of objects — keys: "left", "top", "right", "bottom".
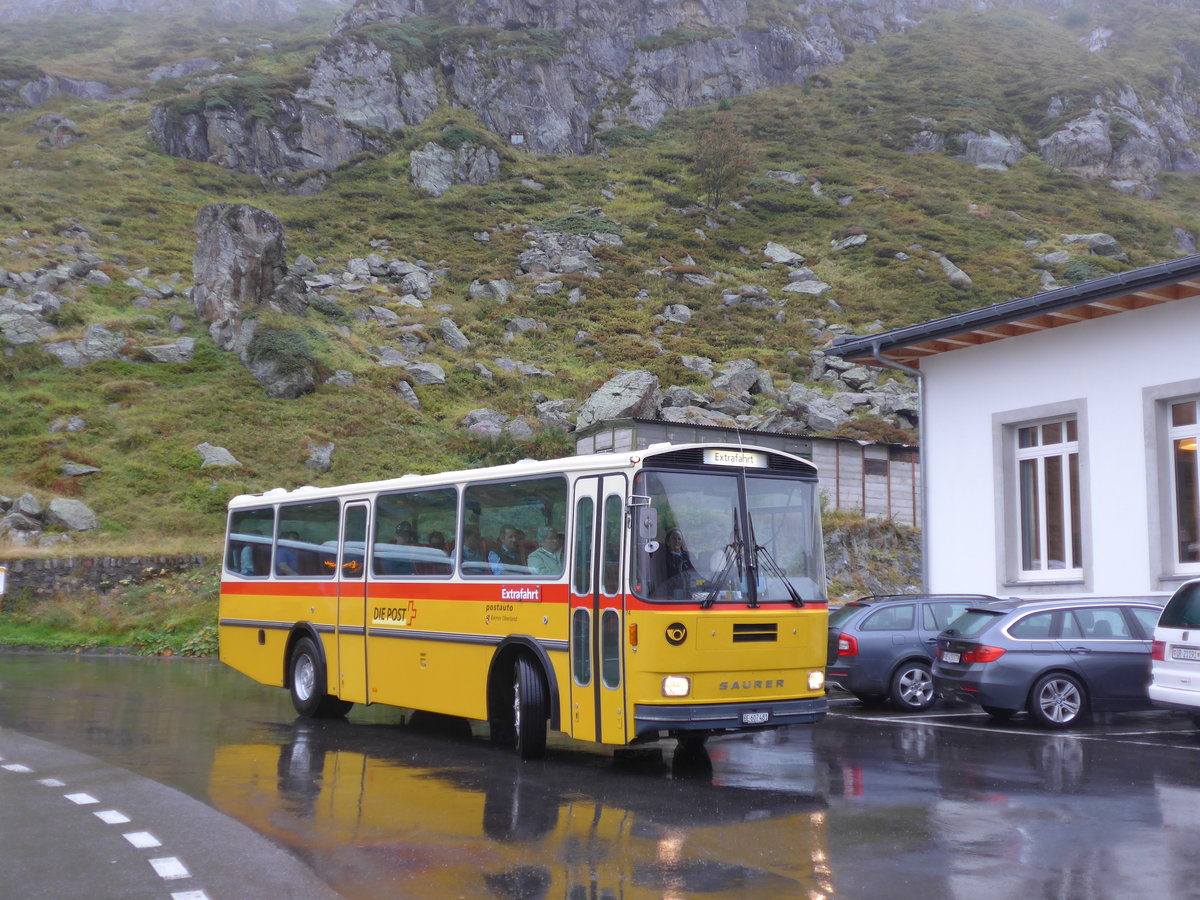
[{"left": 828, "top": 253, "right": 1200, "bottom": 368}]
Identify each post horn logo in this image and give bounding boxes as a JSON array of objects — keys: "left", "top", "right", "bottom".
[{"left": 665, "top": 623, "right": 687, "bottom": 646}]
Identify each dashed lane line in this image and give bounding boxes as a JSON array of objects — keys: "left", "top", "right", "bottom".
[{"left": 1, "top": 757, "right": 211, "bottom": 900}]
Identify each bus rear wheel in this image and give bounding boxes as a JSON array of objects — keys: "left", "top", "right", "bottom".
[
  {"left": 289, "top": 636, "right": 353, "bottom": 719},
  {"left": 513, "top": 655, "right": 548, "bottom": 760}
]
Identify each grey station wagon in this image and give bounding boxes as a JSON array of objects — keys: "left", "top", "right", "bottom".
[
  {"left": 827, "top": 594, "right": 998, "bottom": 711},
  {"left": 934, "top": 597, "right": 1164, "bottom": 728}
]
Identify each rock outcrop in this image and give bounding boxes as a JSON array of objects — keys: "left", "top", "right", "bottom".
[
  {"left": 409, "top": 141, "right": 501, "bottom": 196},
  {"left": 192, "top": 203, "right": 316, "bottom": 397},
  {"left": 150, "top": 92, "right": 388, "bottom": 184}
]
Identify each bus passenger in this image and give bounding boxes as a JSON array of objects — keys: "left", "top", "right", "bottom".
[
  {"left": 276, "top": 531, "right": 301, "bottom": 576},
  {"left": 425, "top": 531, "right": 448, "bottom": 554},
  {"left": 461, "top": 527, "right": 483, "bottom": 563},
  {"left": 660, "top": 527, "right": 696, "bottom": 597},
  {"left": 489, "top": 525, "right": 524, "bottom": 574},
  {"left": 385, "top": 522, "right": 416, "bottom": 574},
  {"left": 527, "top": 527, "right": 563, "bottom": 576}
]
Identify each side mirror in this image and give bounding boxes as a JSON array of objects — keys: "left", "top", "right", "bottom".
[{"left": 636, "top": 506, "right": 658, "bottom": 553}]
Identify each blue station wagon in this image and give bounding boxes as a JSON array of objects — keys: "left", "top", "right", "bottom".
[
  {"left": 827, "top": 594, "right": 998, "bottom": 711},
  {"left": 934, "top": 597, "right": 1164, "bottom": 727}
]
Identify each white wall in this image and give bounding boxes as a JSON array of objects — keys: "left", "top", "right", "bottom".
[{"left": 922, "top": 297, "right": 1200, "bottom": 599}]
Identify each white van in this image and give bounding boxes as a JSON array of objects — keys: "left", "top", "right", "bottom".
[{"left": 1149, "top": 578, "right": 1200, "bottom": 725}]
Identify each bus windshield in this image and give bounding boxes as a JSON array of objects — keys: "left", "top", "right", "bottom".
[{"left": 632, "top": 469, "right": 825, "bottom": 606}]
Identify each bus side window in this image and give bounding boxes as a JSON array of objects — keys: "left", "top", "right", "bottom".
[
  {"left": 373, "top": 487, "right": 457, "bottom": 578},
  {"left": 573, "top": 497, "right": 594, "bottom": 594},
  {"left": 277, "top": 500, "right": 340, "bottom": 578},
  {"left": 227, "top": 507, "right": 274, "bottom": 577}
]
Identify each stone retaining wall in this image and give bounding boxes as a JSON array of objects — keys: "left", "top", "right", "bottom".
[{"left": 0, "top": 555, "right": 210, "bottom": 605}]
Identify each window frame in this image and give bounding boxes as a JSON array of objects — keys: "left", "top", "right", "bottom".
[
  {"left": 994, "top": 400, "right": 1091, "bottom": 593},
  {"left": 1143, "top": 379, "right": 1200, "bottom": 589},
  {"left": 1166, "top": 396, "right": 1200, "bottom": 575}
]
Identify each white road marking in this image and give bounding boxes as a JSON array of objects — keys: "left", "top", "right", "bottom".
[
  {"left": 64, "top": 792, "right": 99, "bottom": 805},
  {"left": 123, "top": 831, "right": 162, "bottom": 849},
  {"left": 171, "top": 891, "right": 210, "bottom": 900},
  {"left": 95, "top": 809, "right": 131, "bottom": 825},
  {"left": 3, "top": 763, "right": 33, "bottom": 773},
  {"left": 149, "top": 857, "right": 191, "bottom": 880},
  {"left": 38, "top": 778, "right": 65, "bottom": 787}
]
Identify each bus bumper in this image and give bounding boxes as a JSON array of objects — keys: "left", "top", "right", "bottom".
[{"left": 633, "top": 697, "right": 827, "bottom": 739}]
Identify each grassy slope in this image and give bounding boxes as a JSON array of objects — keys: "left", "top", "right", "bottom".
[{"left": 0, "top": 2, "right": 1198, "bottom": 648}]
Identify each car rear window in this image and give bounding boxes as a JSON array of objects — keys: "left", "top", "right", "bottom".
[
  {"left": 1009, "top": 611, "right": 1056, "bottom": 638},
  {"left": 1066, "top": 607, "right": 1133, "bottom": 639},
  {"left": 943, "top": 609, "right": 1003, "bottom": 637},
  {"left": 829, "top": 603, "right": 867, "bottom": 628},
  {"left": 1160, "top": 583, "right": 1200, "bottom": 629},
  {"left": 925, "top": 602, "right": 972, "bottom": 630},
  {"left": 860, "top": 604, "right": 915, "bottom": 631}
]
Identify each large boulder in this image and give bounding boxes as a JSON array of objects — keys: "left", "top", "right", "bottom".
[
  {"left": 961, "top": 130, "right": 1026, "bottom": 170},
  {"left": 575, "top": 370, "right": 661, "bottom": 428},
  {"left": 45, "top": 498, "right": 97, "bottom": 532},
  {"left": 410, "top": 141, "right": 501, "bottom": 196},
  {"left": 192, "top": 204, "right": 307, "bottom": 352}
]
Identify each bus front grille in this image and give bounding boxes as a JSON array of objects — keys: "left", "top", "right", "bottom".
[{"left": 732, "top": 623, "right": 778, "bottom": 643}]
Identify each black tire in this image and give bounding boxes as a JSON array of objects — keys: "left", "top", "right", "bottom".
[
  {"left": 1028, "top": 672, "right": 1088, "bottom": 728},
  {"left": 1190, "top": 712, "right": 1200, "bottom": 730},
  {"left": 289, "top": 636, "right": 353, "bottom": 718},
  {"left": 888, "top": 661, "right": 937, "bottom": 712},
  {"left": 981, "top": 705, "right": 1016, "bottom": 721},
  {"left": 513, "top": 655, "right": 548, "bottom": 760}
]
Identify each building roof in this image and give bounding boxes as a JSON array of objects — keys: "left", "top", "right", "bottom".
[{"left": 828, "top": 253, "right": 1200, "bottom": 368}]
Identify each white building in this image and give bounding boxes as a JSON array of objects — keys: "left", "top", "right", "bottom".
[{"left": 830, "top": 256, "right": 1200, "bottom": 599}]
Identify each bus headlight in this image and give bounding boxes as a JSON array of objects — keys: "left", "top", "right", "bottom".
[
  {"left": 808, "top": 670, "right": 825, "bottom": 691},
  {"left": 662, "top": 675, "right": 691, "bottom": 698}
]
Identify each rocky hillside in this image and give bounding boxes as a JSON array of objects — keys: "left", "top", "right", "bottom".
[
  {"left": 135, "top": 0, "right": 1200, "bottom": 199},
  {"left": 1, "top": 0, "right": 1199, "bottom": 559}
]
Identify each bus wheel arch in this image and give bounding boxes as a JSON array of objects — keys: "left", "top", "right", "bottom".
[
  {"left": 487, "top": 638, "right": 560, "bottom": 755},
  {"left": 285, "top": 627, "right": 352, "bottom": 719}
]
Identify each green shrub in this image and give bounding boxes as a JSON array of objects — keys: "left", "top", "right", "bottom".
[
  {"left": 246, "top": 328, "right": 317, "bottom": 376},
  {"left": 441, "top": 124, "right": 486, "bottom": 148}
]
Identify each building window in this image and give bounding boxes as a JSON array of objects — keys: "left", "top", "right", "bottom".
[
  {"left": 1169, "top": 399, "right": 1200, "bottom": 568},
  {"left": 1014, "top": 417, "right": 1082, "bottom": 578}
]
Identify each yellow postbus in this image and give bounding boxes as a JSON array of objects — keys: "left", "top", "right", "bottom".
[{"left": 218, "top": 442, "right": 828, "bottom": 759}]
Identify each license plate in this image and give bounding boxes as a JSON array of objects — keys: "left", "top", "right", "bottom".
[
  {"left": 742, "top": 711, "right": 769, "bottom": 725},
  {"left": 941, "top": 651, "right": 961, "bottom": 664},
  {"left": 1172, "top": 646, "right": 1200, "bottom": 661}
]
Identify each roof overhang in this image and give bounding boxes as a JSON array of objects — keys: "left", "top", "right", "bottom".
[{"left": 829, "top": 254, "right": 1200, "bottom": 368}]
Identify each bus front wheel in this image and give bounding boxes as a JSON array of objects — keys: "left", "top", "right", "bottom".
[
  {"left": 289, "top": 636, "right": 352, "bottom": 718},
  {"left": 513, "top": 655, "right": 548, "bottom": 760}
]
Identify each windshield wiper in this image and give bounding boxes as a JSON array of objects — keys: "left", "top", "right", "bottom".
[
  {"left": 749, "top": 514, "right": 804, "bottom": 607},
  {"left": 701, "top": 510, "right": 743, "bottom": 609}
]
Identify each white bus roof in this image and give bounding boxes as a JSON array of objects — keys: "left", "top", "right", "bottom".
[{"left": 226, "top": 442, "right": 816, "bottom": 509}]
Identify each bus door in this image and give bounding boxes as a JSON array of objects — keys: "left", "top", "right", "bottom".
[
  {"left": 569, "top": 475, "right": 628, "bottom": 744},
  {"left": 336, "top": 501, "right": 369, "bottom": 704}
]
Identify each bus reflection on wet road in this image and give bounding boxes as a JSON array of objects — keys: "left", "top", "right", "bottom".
[
  {"left": 6, "top": 652, "right": 1200, "bottom": 899},
  {"left": 214, "top": 716, "right": 831, "bottom": 900}
]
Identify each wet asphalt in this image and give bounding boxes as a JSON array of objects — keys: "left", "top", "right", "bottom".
[{"left": 4, "top": 652, "right": 1200, "bottom": 899}]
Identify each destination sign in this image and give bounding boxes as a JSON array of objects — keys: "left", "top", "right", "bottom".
[{"left": 704, "top": 449, "right": 768, "bottom": 468}]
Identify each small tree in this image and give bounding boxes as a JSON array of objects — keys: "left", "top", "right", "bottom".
[{"left": 693, "top": 115, "right": 755, "bottom": 210}]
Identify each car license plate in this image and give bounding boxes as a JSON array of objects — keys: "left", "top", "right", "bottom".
[
  {"left": 1172, "top": 646, "right": 1200, "bottom": 661},
  {"left": 942, "top": 651, "right": 961, "bottom": 664},
  {"left": 742, "top": 711, "right": 769, "bottom": 725}
]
